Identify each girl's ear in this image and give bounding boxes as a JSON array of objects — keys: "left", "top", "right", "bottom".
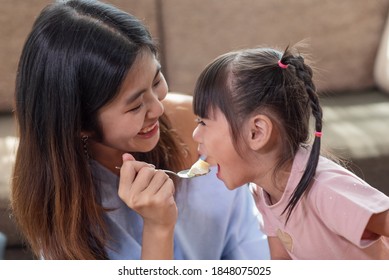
[{"left": 247, "top": 114, "right": 273, "bottom": 151}]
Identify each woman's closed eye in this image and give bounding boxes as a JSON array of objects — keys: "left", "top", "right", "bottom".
[
  {"left": 128, "top": 103, "right": 143, "bottom": 112},
  {"left": 153, "top": 72, "right": 164, "bottom": 88}
]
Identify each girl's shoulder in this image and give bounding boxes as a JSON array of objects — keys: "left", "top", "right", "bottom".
[{"left": 311, "top": 156, "right": 389, "bottom": 208}]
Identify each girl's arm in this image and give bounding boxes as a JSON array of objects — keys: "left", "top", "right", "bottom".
[
  {"left": 366, "top": 209, "right": 389, "bottom": 237},
  {"left": 268, "top": 236, "right": 292, "bottom": 260}
]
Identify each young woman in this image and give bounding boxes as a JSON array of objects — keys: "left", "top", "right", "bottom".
[
  {"left": 11, "top": 0, "right": 269, "bottom": 260},
  {"left": 192, "top": 45, "right": 389, "bottom": 259}
]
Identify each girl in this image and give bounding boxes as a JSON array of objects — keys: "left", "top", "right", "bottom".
[
  {"left": 192, "top": 45, "right": 389, "bottom": 259},
  {"left": 11, "top": 0, "right": 269, "bottom": 260}
]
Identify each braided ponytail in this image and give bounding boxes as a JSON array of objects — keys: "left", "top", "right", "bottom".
[{"left": 280, "top": 52, "right": 323, "bottom": 223}]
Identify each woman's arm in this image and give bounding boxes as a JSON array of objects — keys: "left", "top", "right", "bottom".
[
  {"left": 162, "top": 93, "right": 201, "bottom": 168},
  {"left": 141, "top": 221, "right": 175, "bottom": 259}
]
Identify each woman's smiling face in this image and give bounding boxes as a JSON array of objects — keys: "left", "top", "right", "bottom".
[
  {"left": 192, "top": 108, "right": 251, "bottom": 190},
  {"left": 90, "top": 50, "right": 168, "bottom": 161}
]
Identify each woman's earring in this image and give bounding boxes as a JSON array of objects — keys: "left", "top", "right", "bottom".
[{"left": 81, "top": 135, "right": 90, "bottom": 159}]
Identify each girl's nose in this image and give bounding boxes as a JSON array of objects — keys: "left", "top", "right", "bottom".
[{"left": 192, "top": 125, "right": 201, "bottom": 143}]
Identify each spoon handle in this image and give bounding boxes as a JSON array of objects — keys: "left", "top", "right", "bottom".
[
  {"left": 159, "top": 169, "right": 180, "bottom": 177},
  {"left": 115, "top": 166, "right": 185, "bottom": 178}
]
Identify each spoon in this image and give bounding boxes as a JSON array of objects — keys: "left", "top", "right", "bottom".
[
  {"left": 161, "top": 169, "right": 210, "bottom": 179},
  {"left": 114, "top": 166, "right": 210, "bottom": 179}
]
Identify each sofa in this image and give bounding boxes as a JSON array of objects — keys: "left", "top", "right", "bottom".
[{"left": 1, "top": 0, "right": 389, "bottom": 259}]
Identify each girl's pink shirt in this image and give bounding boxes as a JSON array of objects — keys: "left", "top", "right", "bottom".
[{"left": 254, "top": 146, "right": 389, "bottom": 259}]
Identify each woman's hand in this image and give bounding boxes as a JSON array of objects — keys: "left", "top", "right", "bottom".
[{"left": 117, "top": 153, "right": 177, "bottom": 259}]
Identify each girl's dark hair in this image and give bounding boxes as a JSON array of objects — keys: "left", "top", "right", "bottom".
[
  {"left": 193, "top": 45, "right": 322, "bottom": 223},
  {"left": 12, "top": 0, "right": 184, "bottom": 259}
]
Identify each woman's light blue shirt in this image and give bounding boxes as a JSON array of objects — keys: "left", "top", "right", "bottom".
[{"left": 92, "top": 162, "right": 270, "bottom": 260}]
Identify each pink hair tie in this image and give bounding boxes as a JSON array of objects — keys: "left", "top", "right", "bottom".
[
  {"left": 278, "top": 60, "right": 288, "bottom": 69},
  {"left": 315, "top": 131, "right": 323, "bottom": 138}
]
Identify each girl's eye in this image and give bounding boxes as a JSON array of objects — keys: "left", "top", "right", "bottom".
[
  {"left": 195, "top": 117, "right": 206, "bottom": 126},
  {"left": 153, "top": 79, "right": 161, "bottom": 87}
]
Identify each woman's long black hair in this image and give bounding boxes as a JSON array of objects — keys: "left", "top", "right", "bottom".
[{"left": 12, "top": 0, "right": 185, "bottom": 259}]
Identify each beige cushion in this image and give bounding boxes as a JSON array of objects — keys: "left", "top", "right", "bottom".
[
  {"left": 374, "top": 9, "right": 389, "bottom": 94},
  {"left": 2, "top": 0, "right": 388, "bottom": 113},
  {"left": 160, "top": 0, "right": 389, "bottom": 95},
  {"left": 321, "top": 90, "right": 389, "bottom": 159}
]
